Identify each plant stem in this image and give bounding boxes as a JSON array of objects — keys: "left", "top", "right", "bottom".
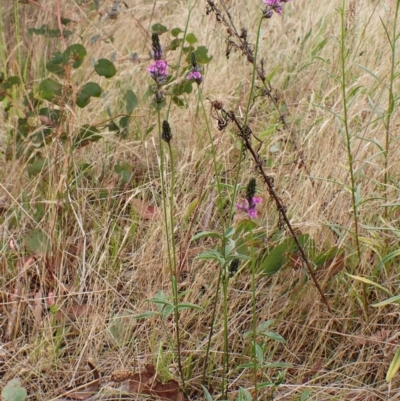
[
  {"left": 383, "top": 0, "right": 400, "bottom": 214},
  {"left": 250, "top": 228, "right": 258, "bottom": 400}
]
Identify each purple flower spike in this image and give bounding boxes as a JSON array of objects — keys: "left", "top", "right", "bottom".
[
  {"left": 186, "top": 69, "right": 203, "bottom": 84},
  {"left": 147, "top": 59, "right": 168, "bottom": 84},
  {"left": 236, "top": 197, "right": 263, "bottom": 218},
  {"left": 263, "top": 0, "right": 290, "bottom": 16}
]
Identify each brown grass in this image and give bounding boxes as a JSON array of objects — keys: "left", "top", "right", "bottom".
[{"left": 1, "top": 0, "right": 400, "bottom": 400}]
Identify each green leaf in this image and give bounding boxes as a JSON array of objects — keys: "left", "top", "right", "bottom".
[
  {"left": 172, "top": 79, "right": 193, "bottom": 96},
  {"left": 313, "top": 246, "right": 341, "bottom": 266},
  {"left": 152, "top": 23, "right": 168, "bottom": 35},
  {"left": 76, "top": 82, "right": 102, "bottom": 108},
  {"left": 134, "top": 311, "right": 160, "bottom": 319},
  {"left": 201, "top": 385, "right": 214, "bottom": 401},
  {"left": 172, "top": 96, "right": 185, "bottom": 107},
  {"left": 38, "top": 78, "right": 62, "bottom": 101},
  {"left": 147, "top": 298, "right": 173, "bottom": 307},
  {"left": 24, "top": 228, "right": 51, "bottom": 256},
  {"left": 185, "top": 33, "right": 197, "bottom": 44},
  {"left": 223, "top": 226, "right": 235, "bottom": 238},
  {"left": 114, "top": 161, "right": 132, "bottom": 184},
  {"left": 125, "top": 89, "right": 138, "bottom": 114},
  {"left": 191, "top": 231, "right": 222, "bottom": 241},
  {"left": 257, "top": 320, "right": 274, "bottom": 332},
  {"left": 377, "top": 249, "right": 400, "bottom": 270},
  {"left": 387, "top": 347, "right": 400, "bottom": 382},
  {"left": 195, "top": 249, "right": 225, "bottom": 265},
  {"left": 2, "top": 379, "right": 27, "bottom": 401},
  {"left": 63, "top": 44, "right": 87, "bottom": 68},
  {"left": 372, "top": 294, "right": 400, "bottom": 307},
  {"left": 177, "top": 303, "right": 204, "bottom": 311},
  {"left": 46, "top": 61, "right": 65, "bottom": 77},
  {"left": 119, "top": 116, "right": 130, "bottom": 138},
  {"left": 261, "top": 331, "right": 286, "bottom": 343},
  {"left": 171, "top": 27, "right": 183, "bottom": 37},
  {"left": 6, "top": 76, "right": 21, "bottom": 86},
  {"left": 94, "top": 58, "right": 117, "bottom": 78},
  {"left": 255, "top": 343, "right": 264, "bottom": 364},
  {"left": 346, "top": 273, "right": 393, "bottom": 296},
  {"left": 259, "top": 237, "right": 296, "bottom": 276},
  {"left": 238, "top": 388, "right": 252, "bottom": 401},
  {"left": 73, "top": 125, "right": 102, "bottom": 149},
  {"left": 192, "top": 46, "right": 212, "bottom": 64},
  {"left": 27, "top": 158, "right": 46, "bottom": 177},
  {"left": 170, "top": 38, "right": 183, "bottom": 50}
]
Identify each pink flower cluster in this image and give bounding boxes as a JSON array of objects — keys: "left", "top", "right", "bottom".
[
  {"left": 147, "top": 59, "right": 168, "bottom": 85},
  {"left": 263, "top": 0, "right": 291, "bottom": 16},
  {"left": 236, "top": 197, "right": 263, "bottom": 218}
]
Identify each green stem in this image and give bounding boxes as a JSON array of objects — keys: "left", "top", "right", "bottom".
[
  {"left": 250, "top": 228, "right": 258, "bottom": 400},
  {"left": 383, "top": 0, "right": 400, "bottom": 213},
  {"left": 339, "top": 3, "right": 361, "bottom": 263}
]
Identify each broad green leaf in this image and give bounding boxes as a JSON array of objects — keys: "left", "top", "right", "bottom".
[
  {"left": 23, "top": 228, "right": 50, "bottom": 256},
  {"left": 170, "top": 38, "right": 183, "bottom": 50},
  {"left": 38, "top": 78, "right": 62, "bottom": 101},
  {"left": 119, "top": 116, "right": 130, "bottom": 138},
  {"left": 223, "top": 226, "right": 235, "bottom": 238},
  {"left": 192, "top": 46, "right": 212, "bottom": 64},
  {"left": 73, "top": 125, "right": 102, "bottom": 149},
  {"left": 238, "top": 388, "right": 252, "bottom": 401},
  {"left": 257, "top": 320, "right": 274, "bottom": 332},
  {"left": 172, "top": 96, "right": 185, "bottom": 107},
  {"left": 255, "top": 343, "right": 264, "bottom": 364},
  {"left": 259, "top": 237, "right": 296, "bottom": 276},
  {"left": 46, "top": 61, "right": 65, "bottom": 76},
  {"left": 313, "top": 246, "right": 341, "bottom": 266},
  {"left": 194, "top": 249, "right": 225, "bottom": 265},
  {"left": 387, "top": 347, "right": 400, "bottom": 382},
  {"left": 201, "top": 385, "right": 214, "bottom": 401},
  {"left": 94, "top": 58, "right": 117, "bottom": 78},
  {"left": 63, "top": 44, "right": 87, "bottom": 68},
  {"left": 125, "top": 89, "right": 138, "bottom": 114},
  {"left": 76, "top": 82, "right": 102, "bottom": 108},
  {"left": 171, "top": 27, "right": 183, "bottom": 37},
  {"left": 262, "top": 331, "right": 286, "bottom": 343},
  {"left": 152, "top": 23, "right": 168, "bottom": 35},
  {"left": 185, "top": 33, "right": 197, "bottom": 44},
  {"left": 2, "top": 379, "right": 27, "bottom": 401}
]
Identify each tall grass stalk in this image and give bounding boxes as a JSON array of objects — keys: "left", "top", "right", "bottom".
[
  {"left": 156, "top": 110, "right": 185, "bottom": 387},
  {"left": 338, "top": 2, "right": 367, "bottom": 314},
  {"left": 250, "top": 227, "right": 258, "bottom": 400},
  {"left": 383, "top": 0, "right": 400, "bottom": 211}
]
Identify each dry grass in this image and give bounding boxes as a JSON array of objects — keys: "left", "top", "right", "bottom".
[{"left": 1, "top": 0, "right": 400, "bottom": 400}]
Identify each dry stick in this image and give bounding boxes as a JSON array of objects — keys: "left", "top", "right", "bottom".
[{"left": 226, "top": 111, "right": 332, "bottom": 313}]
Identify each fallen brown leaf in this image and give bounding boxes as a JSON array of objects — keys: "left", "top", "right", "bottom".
[
  {"left": 55, "top": 304, "right": 94, "bottom": 322},
  {"left": 316, "top": 253, "right": 345, "bottom": 282},
  {"left": 112, "top": 364, "right": 180, "bottom": 400},
  {"left": 151, "top": 379, "right": 179, "bottom": 400},
  {"left": 131, "top": 198, "right": 160, "bottom": 220}
]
